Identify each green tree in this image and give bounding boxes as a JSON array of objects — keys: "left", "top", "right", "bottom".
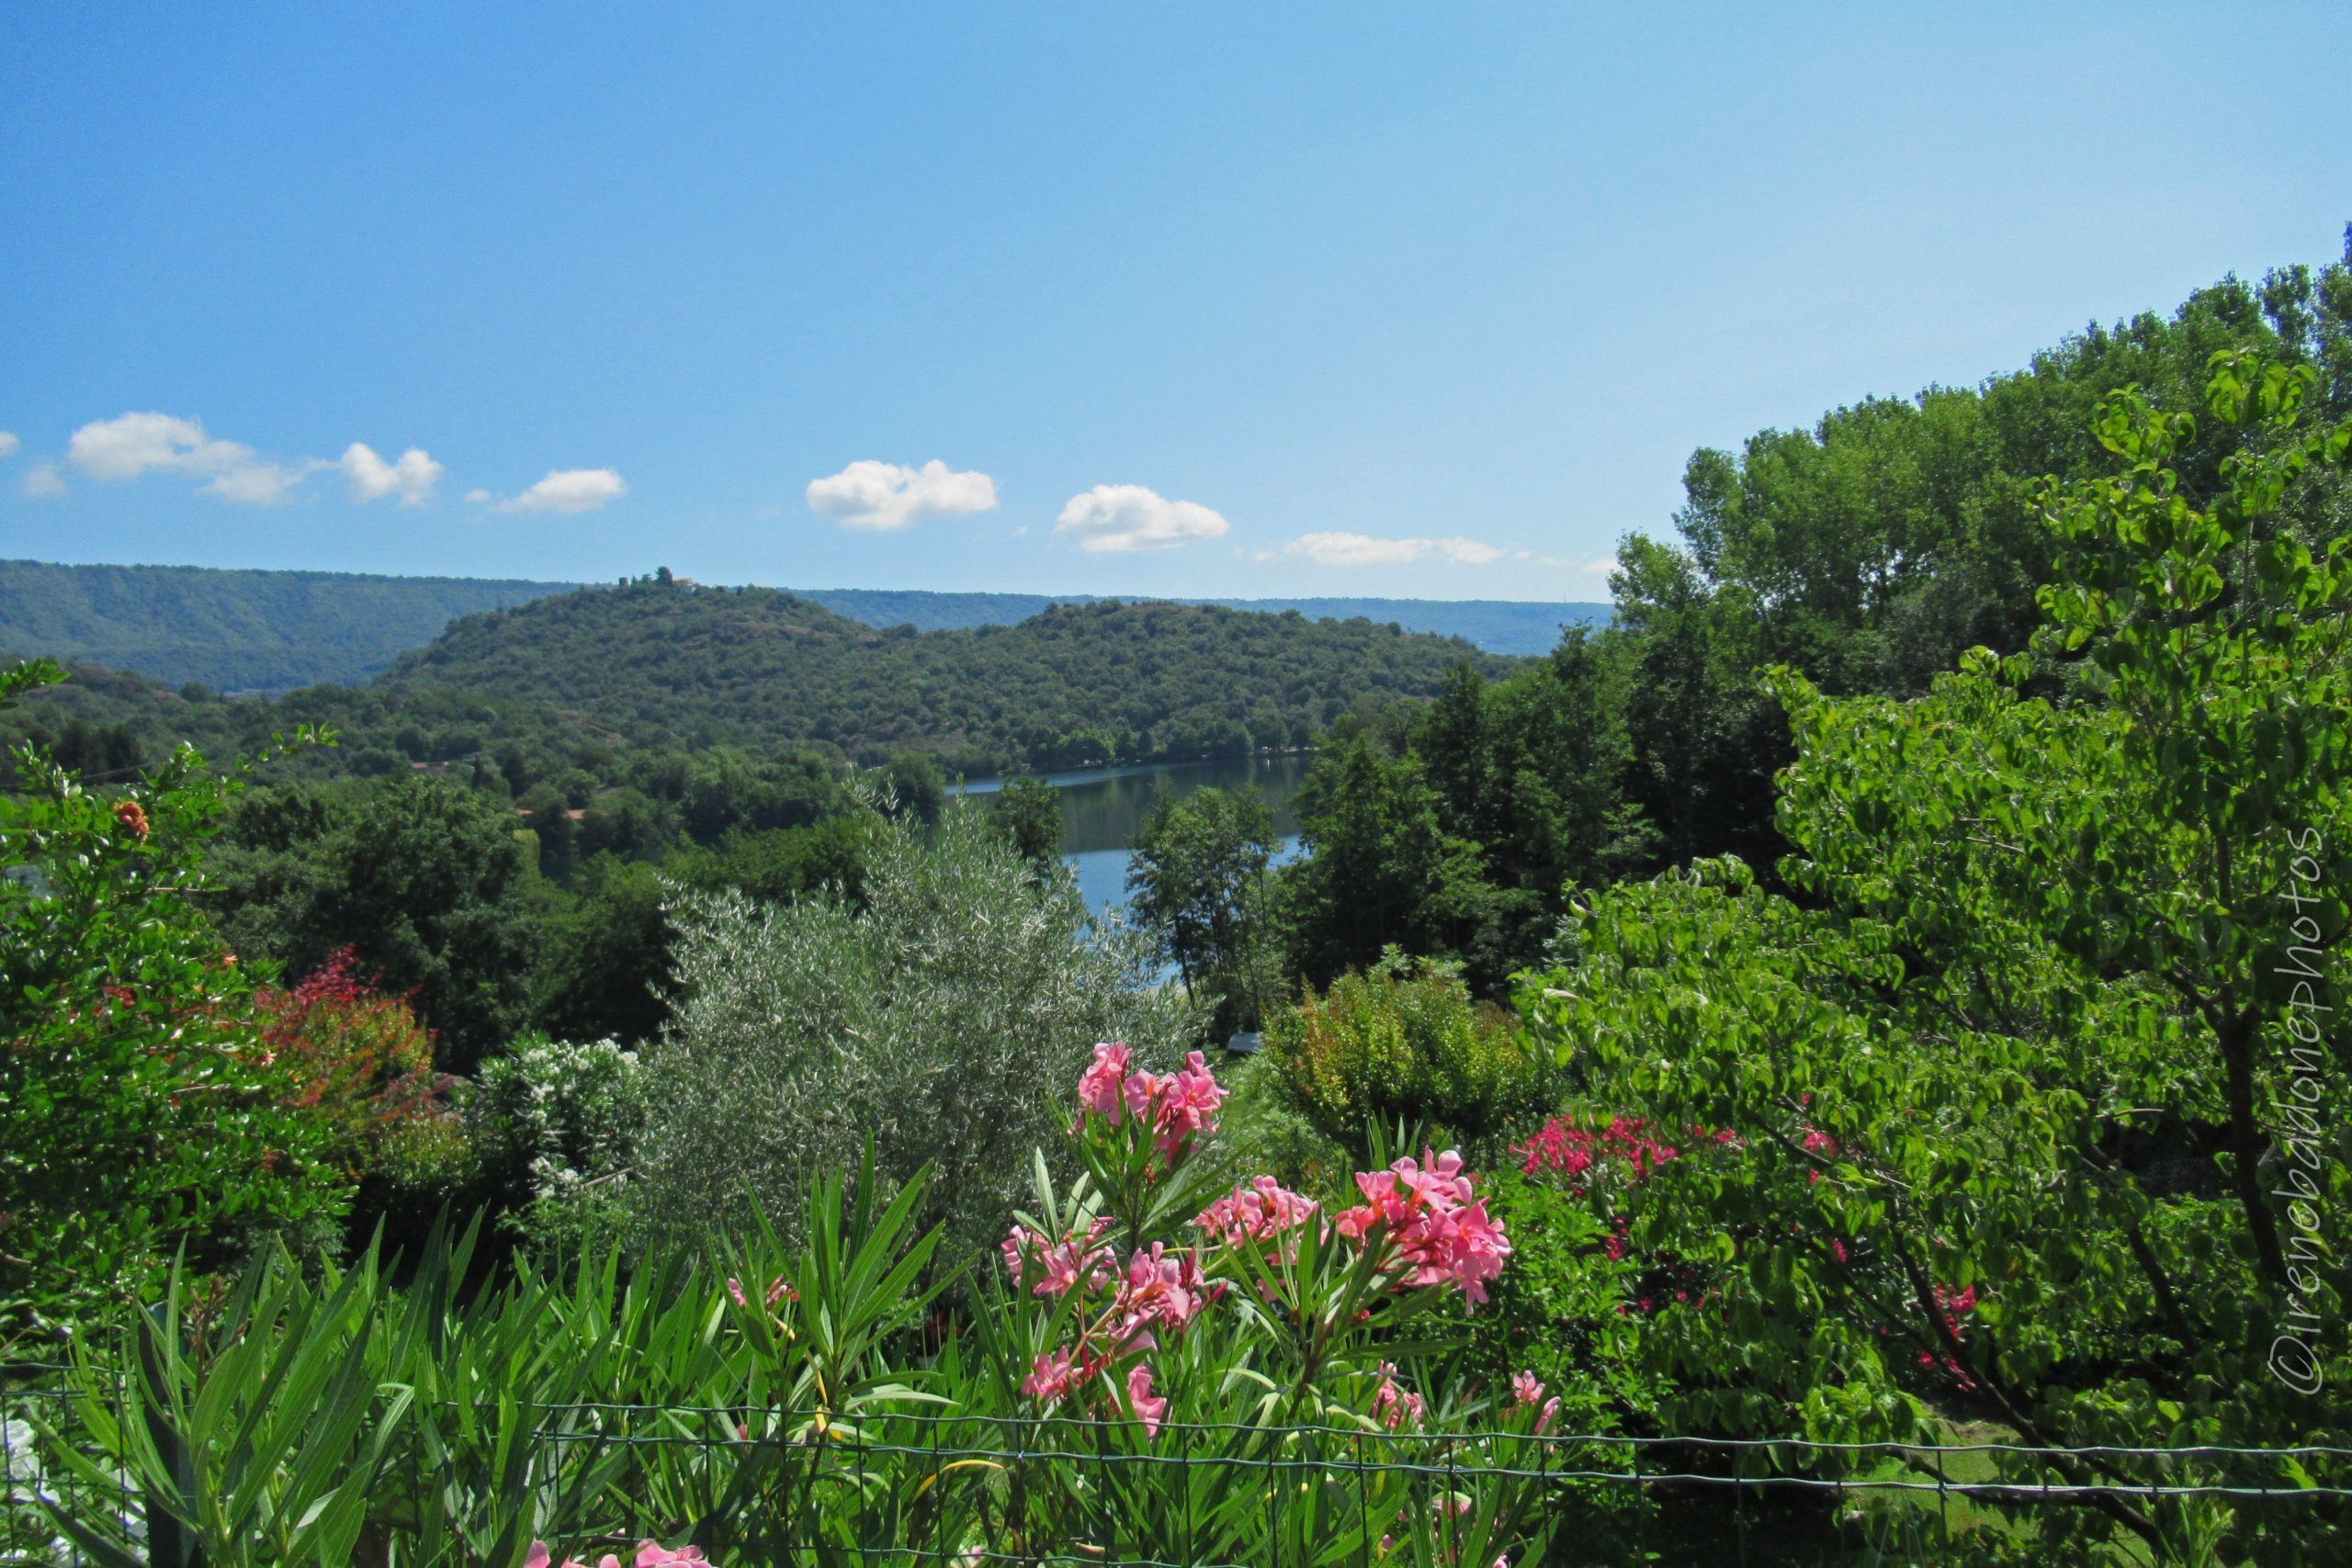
[
  {"left": 215, "top": 776, "right": 537, "bottom": 1070},
  {"left": 1524, "top": 354, "right": 2351, "bottom": 1560},
  {"left": 987, "top": 775, "right": 1064, "bottom": 871},
  {"left": 635, "top": 802, "right": 1189, "bottom": 1273},
  {"left": 1125, "top": 784, "right": 1278, "bottom": 1034},
  {"left": 0, "top": 662, "right": 347, "bottom": 1341}
]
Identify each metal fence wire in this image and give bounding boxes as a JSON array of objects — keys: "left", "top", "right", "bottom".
[{"left": 5, "top": 1378, "right": 2346, "bottom": 1566}]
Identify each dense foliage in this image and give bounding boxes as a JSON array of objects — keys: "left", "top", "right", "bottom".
[
  {"left": 0, "top": 664, "right": 348, "bottom": 1341},
  {"left": 1517, "top": 353, "right": 2350, "bottom": 1562},
  {"left": 1263, "top": 952, "right": 1553, "bottom": 1164}
]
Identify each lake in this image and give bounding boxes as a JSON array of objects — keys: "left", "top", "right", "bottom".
[{"left": 958, "top": 753, "right": 1312, "bottom": 919}]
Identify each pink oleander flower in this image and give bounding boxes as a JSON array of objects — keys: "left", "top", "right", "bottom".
[
  {"left": 1371, "top": 1361, "right": 1424, "bottom": 1430},
  {"left": 1001, "top": 1217, "right": 1117, "bottom": 1297},
  {"left": 1336, "top": 1149, "right": 1512, "bottom": 1310},
  {"left": 725, "top": 1274, "right": 792, "bottom": 1309},
  {"left": 1149, "top": 1051, "right": 1227, "bottom": 1158},
  {"left": 526, "top": 1544, "right": 707, "bottom": 1568},
  {"left": 632, "top": 1547, "right": 709, "bottom": 1568},
  {"left": 1077, "top": 1042, "right": 1134, "bottom": 1121},
  {"left": 1022, "top": 1348, "right": 1080, "bottom": 1404},
  {"left": 1193, "top": 1175, "right": 1319, "bottom": 1247},
  {"left": 1510, "top": 1371, "right": 1562, "bottom": 1435},
  {"left": 1108, "top": 1243, "right": 1206, "bottom": 1353},
  {"left": 1125, "top": 1361, "right": 1167, "bottom": 1438}
]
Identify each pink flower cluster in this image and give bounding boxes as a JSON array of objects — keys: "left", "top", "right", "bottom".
[
  {"left": 526, "top": 1543, "right": 707, "bottom": 1568},
  {"left": 1335, "top": 1150, "right": 1512, "bottom": 1310},
  {"left": 1514, "top": 1116, "right": 1690, "bottom": 1183},
  {"left": 1000, "top": 1216, "right": 1117, "bottom": 1297},
  {"left": 1193, "top": 1176, "right": 1319, "bottom": 1248},
  {"left": 1509, "top": 1371, "right": 1561, "bottom": 1434},
  {"left": 1075, "top": 1043, "right": 1228, "bottom": 1159},
  {"left": 1372, "top": 1360, "right": 1425, "bottom": 1430},
  {"left": 1919, "top": 1283, "right": 1981, "bottom": 1389},
  {"left": 725, "top": 1274, "right": 794, "bottom": 1310},
  {"left": 1109, "top": 1242, "right": 1209, "bottom": 1352},
  {"left": 1004, "top": 1222, "right": 1206, "bottom": 1439},
  {"left": 1017, "top": 1344, "right": 1175, "bottom": 1439}
]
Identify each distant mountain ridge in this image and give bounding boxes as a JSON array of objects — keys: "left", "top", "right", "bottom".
[
  {"left": 0, "top": 559, "right": 580, "bottom": 692},
  {"left": 0, "top": 559, "right": 1609, "bottom": 691},
  {"left": 789, "top": 590, "right": 1611, "bottom": 655}
]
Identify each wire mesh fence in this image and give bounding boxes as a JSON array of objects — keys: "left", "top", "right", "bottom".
[
  {"left": 4, "top": 1366, "right": 137, "bottom": 1568},
  {"left": 6, "top": 1370, "right": 2347, "bottom": 1565}
]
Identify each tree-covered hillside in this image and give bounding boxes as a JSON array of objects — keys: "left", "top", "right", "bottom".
[
  {"left": 0, "top": 559, "right": 578, "bottom": 691},
  {"left": 382, "top": 581, "right": 1510, "bottom": 771}
]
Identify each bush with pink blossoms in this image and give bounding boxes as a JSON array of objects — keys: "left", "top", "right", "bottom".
[
  {"left": 967, "top": 1042, "right": 1557, "bottom": 1566},
  {"left": 526, "top": 1542, "right": 708, "bottom": 1568}
]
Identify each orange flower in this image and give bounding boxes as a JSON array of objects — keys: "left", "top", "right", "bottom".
[{"left": 113, "top": 799, "right": 151, "bottom": 841}]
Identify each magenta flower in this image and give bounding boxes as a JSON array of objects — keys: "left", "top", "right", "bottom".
[
  {"left": 1125, "top": 1361, "right": 1167, "bottom": 1438},
  {"left": 524, "top": 1544, "right": 708, "bottom": 1568},
  {"left": 1107, "top": 1243, "right": 1205, "bottom": 1353},
  {"left": 1001, "top": 1217, "right": 1116, "bottom": 1297},
  {"left": 1148, "top": 1051, "right": 1227, "bottom": 1158},
  {"left": 1021, "top": 1348, "right": 1080, "bottom": 1404},
  {"left": 1193, "top": 1176, "right": 1318, "bottom": 1248},
  {"left": 1077, "top": 1042, "right": 1134, "bottom": 1121},
  {"left": 1510, "top": 1371, "right": 1561, "bottom": 1434},
  {"left": 1371, "top": 1361, "right": 1424, "bottom": 1430},
  {"left": 1335, "top": 1149, "right": 1512, "bottom": 1310}
]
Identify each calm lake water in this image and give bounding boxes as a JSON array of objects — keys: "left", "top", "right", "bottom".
[{"left": 958, "top": 753, "right": 1311, "bottom": 919}]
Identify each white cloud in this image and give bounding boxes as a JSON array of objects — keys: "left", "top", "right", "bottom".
[
  {"left": 71, "top": 412, "right": 246, "bottom": 481},
  {"left": 806, "top": 459, "right": 998, "bottom": 532},
  {"left": 66, "top": 411, "right": 319, "bottom": 505},
  {"left": 340, "top": 442, "right": 444, "bottom": 507},
  {"left": 1055, "top": 484, "right": 1229, "bottom": 553},
  {"left": 496, "top": 468, "right": 628, "bottom": 513},
  {"left": 0, "top": 432, "right": 18, "bottom": 458},
  {"left": 201, "top": 461, "right": 316, "bottom": 504},
  {"left": 1579, "top": 556, "right": 1619, "bottom": 575},
  {"left": 464, "top": 488, "right": 492, "bottom": 504},
  {"left": 1283, "top": 531, "right": 1504, "bottom": 568},
  {"left": 21, "top": 462, "right": 65, "bottom": 498}
]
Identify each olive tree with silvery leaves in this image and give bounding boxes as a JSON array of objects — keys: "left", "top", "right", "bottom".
[{"left": 632, "top": 800, "right": 1193, "bottom": 1273}]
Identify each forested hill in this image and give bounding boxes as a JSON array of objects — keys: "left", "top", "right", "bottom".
[
  {"left": 382, "top": 580, "right": 1510, "bottom": 770},
  {"left": 792, "top": 589, "right": 1609, "bottom": 655},
  {"left": 0, "top": 559, "right": 578, "bottom": 692}
]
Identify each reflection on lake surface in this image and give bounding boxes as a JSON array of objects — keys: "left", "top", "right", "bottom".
[{"left": 958, "top": 753, "right": 1311, "bottom": 919}]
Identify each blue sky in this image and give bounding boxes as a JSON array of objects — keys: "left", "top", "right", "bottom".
[{"left": 3, "top": 4, "right": 2346, "bottom": 600}]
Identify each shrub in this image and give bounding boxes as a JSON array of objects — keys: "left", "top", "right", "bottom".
[
  {"left": 0, "top": 663, "right": 347, "bottom": 1346},
  {"left": 256, "top": 946, "right": 442, "bottom": 1177},
  {"left": 1262, "top": 949, "right": 1554, "bottom": 1162},
  {"left": 632, "top": 802, "right": 1191, "bottom": 1272},
  {"left": 469, "top": 1033, "right": 642, "bottom": 1253}
]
